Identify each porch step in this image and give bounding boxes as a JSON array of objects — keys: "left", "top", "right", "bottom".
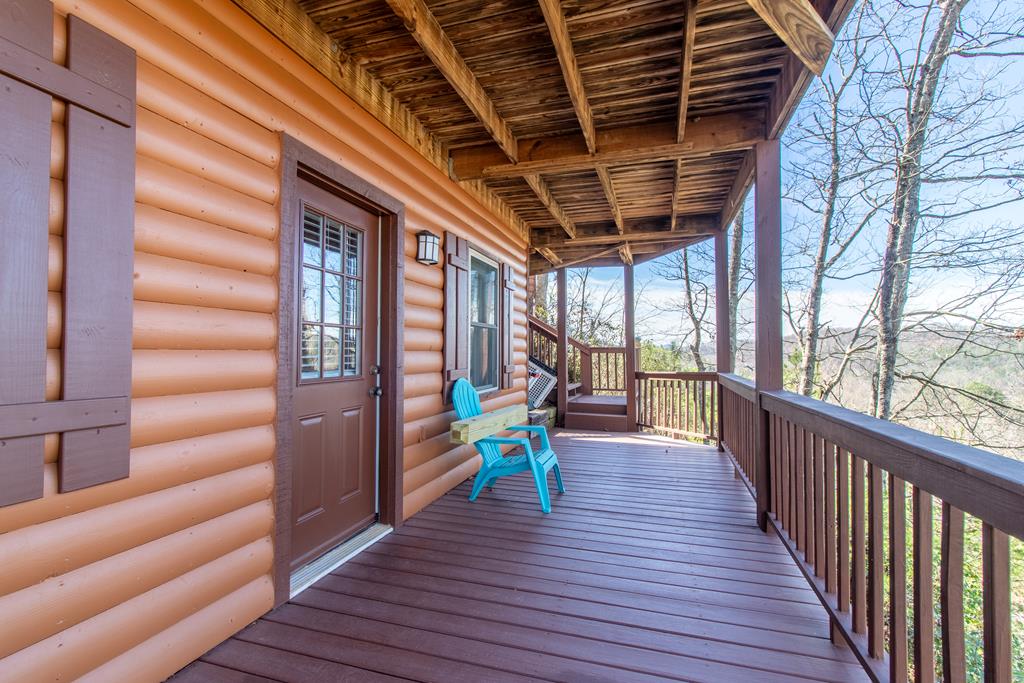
[
  {"left": 563, "top": 411, "right": 631, "bottom": 431},
  {"left": 567, "top": 395, "right": 627, "bottom": 415}
]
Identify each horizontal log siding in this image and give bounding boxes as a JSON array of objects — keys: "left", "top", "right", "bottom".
[{"left": 0, "top": 1, "right": 528, "bottom": 681}]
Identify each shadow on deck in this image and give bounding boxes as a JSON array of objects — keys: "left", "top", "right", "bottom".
[{"left": 177, "top": 430, "right": 867, "bottom": 682}]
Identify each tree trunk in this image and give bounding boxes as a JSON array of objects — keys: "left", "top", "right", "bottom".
[
  {"left": 681, "top": 248, "right": 707, "bottom": 371},
  {"left": 727, "top": 205, "right": 744, "bottom": 368},
  {"left": 874, "top": 0, "right": 967, "bottom": 419},
  {"left": 797, "top": 93, "right": 843, "bottom": 396}
]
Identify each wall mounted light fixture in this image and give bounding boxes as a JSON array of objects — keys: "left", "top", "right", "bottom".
[{"left": 416, "top": 230, "right": 440, "bottom": 265}]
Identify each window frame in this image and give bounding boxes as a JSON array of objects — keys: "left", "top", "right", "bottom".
[{"left": 467, "top": 249, "right": 501, "bottom": 393}]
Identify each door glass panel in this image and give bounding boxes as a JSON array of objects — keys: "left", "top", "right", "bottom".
[
  {"left": 323, "top": 327, "right": 341, "bottom": 378},
  {"left": 343, "top": 328, "right": 360, "bottom": 376},
  {"left": 300, "top": 324, "right": 321, "bottom": 379},
  {"left": 302, "top": 267, "right": 322, "bottom": 322},
  {"left": 302, "top": 210, "right": 322, "bottom": 265},
  {"left": 345, "top": 228, "right": 361, "bottom": 276},
  {"left": 325, "top": 219, "right": 343, "bottom": 272},
  {"left": 324, "top": 273, "right": 342, "bottom": 325},
  {"left": 343, "top": 278, "right": 361, "bottom": 327}
]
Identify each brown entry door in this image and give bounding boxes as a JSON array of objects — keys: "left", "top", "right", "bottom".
[{"left": 290, "top": 178, "right": 380, "bottom": 570}]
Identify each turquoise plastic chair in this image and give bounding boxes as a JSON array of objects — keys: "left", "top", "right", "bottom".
[{"left": 452, "top": 378, "right": 565, "bottom": 513}]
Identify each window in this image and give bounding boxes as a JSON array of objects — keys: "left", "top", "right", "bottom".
[
  {"left": 469, "top": 251, "right": 499, "bottom": 390},
  {"left": 300, "top": 207, "right": 363, "bottom": 382}
]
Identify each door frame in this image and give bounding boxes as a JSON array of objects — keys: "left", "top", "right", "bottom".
[{"left": 273, "top": 134, "right": 404, "bottom": 606}]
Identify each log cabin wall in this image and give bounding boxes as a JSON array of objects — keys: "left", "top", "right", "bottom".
[{"left": 0, "top": 0, "right": 528, "bottom": 679}]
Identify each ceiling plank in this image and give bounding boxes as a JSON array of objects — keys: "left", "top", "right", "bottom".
[
  {"left": 595, "top": 166, "right": 624, "bottom": 234},
  {"left": 524, "top": 174, "right": 577, "bottom": 239},
  {"left": 744, "top": 0, "right": 834, "bottom": 75},
  {"left": 671, "top": 0, "right": 697, "bottom": 232},
  {"left": 537, "top": 0, "right": 596, "bottom": 154},
  {"left": 384, "top": 0, "right": 519, "bottom": 162},
  {"left": 450, "top": 111, "right": 765, "bottom": 180}
]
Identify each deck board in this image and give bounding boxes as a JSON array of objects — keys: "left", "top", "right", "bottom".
[{"left": 176, "top": 430, "right": 868, "bottom": 682}]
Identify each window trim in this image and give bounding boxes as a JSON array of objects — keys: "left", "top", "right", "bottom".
[{"left": 467, "top": 249, "right": 501, "bottom": 393}]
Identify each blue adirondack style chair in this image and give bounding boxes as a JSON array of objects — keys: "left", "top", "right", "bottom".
[{"left": 452, "top": 378, "right": 565, "bottom": 513}]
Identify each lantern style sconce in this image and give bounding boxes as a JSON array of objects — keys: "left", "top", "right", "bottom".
[{"left": 416, "top": 230, "right": 440, "bottom": 265}]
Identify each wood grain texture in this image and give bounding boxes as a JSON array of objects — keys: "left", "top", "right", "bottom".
[
  {"left": 383, "top": 0, "right": 518, "bottom": 162},
  {"left": 524, "top": 174, "right": 577, "bottom": 239},
  {"left": 538, "top": 0, "right": 595, "bottom": 154},
  {"left": 59, "top": 14, "right": 135, "bottom": 492},
  {"left": 744, "top": 0, "right": 833, "bottom": 75},
  {"left": 0, "top": 0, "right": 52, "bottom": 506}
]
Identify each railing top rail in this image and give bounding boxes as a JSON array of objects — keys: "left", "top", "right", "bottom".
[
  {"left": 636, "top": 371, "right": 718, "bottom": 381},
  {"left": 527, "top": 314, "right": 590, "bottom": 353},
  {"left": 718, "top": 372, "right": 756, "bottom": 401},
  {"left": 762, "top": 388, "right": 1024, "bottom": 541},
  {"left": 589, "top": 346, "right": 626, "bottom": 353}
]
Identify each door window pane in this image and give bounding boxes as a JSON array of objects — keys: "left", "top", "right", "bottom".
[
  {"left": 342, "top": 328, "right": 360, "bottom": 376},
  {"left": 323, "top": 327, "right": 341, "bottom": 378},
  {"left": 302, "top": 211, "right": 322, "bottom": 266},
  {"left": 325, "top": 219, "right": 343, "bottom": 272},
  {"left": 300, "top": 325, "right": 321, "bottom": 379},
  {"left": 345, "top": 228, "right": 361, "bottom": 276},
  {"left": 324, "top": 273, "right": 342, "bottom": 325},
  {"left": 302, "top": 267, "right": 322, "bottom": 322},
  {"left": 343, "top": 278, "right": 361, "bottom": 327}
]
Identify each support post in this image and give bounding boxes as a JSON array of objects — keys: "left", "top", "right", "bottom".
[
  {"left": 556, "top": 268, "right": 568, "bottom": 427},
  {"left": 623, "top": 264, "right": 638, "bottom": 431},
  {"left": 714, "top": 230, "right": 731, "bottom": 451},
  {"left": 754, "top": 139, "right": 783, "bottom": 531}
]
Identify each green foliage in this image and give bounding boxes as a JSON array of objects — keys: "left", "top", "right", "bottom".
[{"left": 639, "top": 341, "right": 682, "bottom": 372}]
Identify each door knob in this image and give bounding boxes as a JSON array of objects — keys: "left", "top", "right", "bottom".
[{"left": 369, "top": 386, "right": 383, "bottom": 398}]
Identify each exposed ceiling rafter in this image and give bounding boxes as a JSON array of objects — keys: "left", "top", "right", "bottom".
[
  {"left": 744, "top": 0, "right": 834, "bottom": 76},
  {"left": 524, "top": 174, "right": 576, "bottom": 239},
  {"left": 671, "top": 0, "right": 697, "bottom": 232}
]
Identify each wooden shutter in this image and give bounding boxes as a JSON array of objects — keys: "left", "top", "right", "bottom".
[
  {"left": 0, "top": 3, "right": 136, "bottom": 505},
  {"left": 443, "top": 232, "right": 470, "bottom": 400},
  {"left": 500, "top": 263, "right": 516, "bottom": 389}
]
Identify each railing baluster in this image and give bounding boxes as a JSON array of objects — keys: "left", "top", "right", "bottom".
[
  {"left": 814, "top": 434, "right": 826, "bottom": 578},
  {"left": 805, "top": 429, "right": 815, "bottom": 564},
  {"left": 796, "top": 426, "right": 807, "bottom": 555},
  {"left": 825, "top": 440, "right": 837, "bottom": 594},
  {"left": 838, "top": 447, "right": 851, "bottom": 614},
  {"left": 852, "top": 455, "right": 867, "bottom": 634},
  {"left": 889, "top": 475, "right": 908, "bottom": 681},
  {"left": 868, "top": 463, "right": 884, "bottom": 658},
  {"left": 913, "top": 487, "right": 935, "bottom": 683},
  {"left": 982, "top": 522, "right": 1010, "bottom": 683},
  {"left": 941, "top": 502, "right": 966, "bottom": 683}
]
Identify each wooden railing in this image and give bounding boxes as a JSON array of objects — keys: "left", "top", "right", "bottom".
[
  {"left": 718, "top": 373, "right": 758, "bottom": 493},
  {"left": 527, "top": 315, "right": 591, "bottom": 392},
  {"left": 589, "top": 347, "right": 626, "bottom": 394},
  {"left": 637, "top": 372, "right": 718, "bottom": 440},
  {"left": 718, "top": 373, "right": 1023, "bottom": 682}
]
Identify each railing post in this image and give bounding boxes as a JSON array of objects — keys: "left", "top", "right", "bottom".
[
  {"left": 580, "top": 349, "right": 593, "bottom": 395},
  {"left": 556, "top": 267, "right": 568, "bottom": 427},
  {"left": 754, "top": 139, "right": 783, "bottom": 531},
  {"left": 623, "top": 264, "right": 638, "bottom": 431},
  {"left": 714, "top": 229, "right": 731, "bottom": 452}
]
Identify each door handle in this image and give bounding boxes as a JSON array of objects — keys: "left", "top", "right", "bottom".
[{"left": 369, "top": 386, "right": 383, "bottom": 398}]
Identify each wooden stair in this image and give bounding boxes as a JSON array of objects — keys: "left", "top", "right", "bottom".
[{"left": 564, "top": 395, "right": 630, "bottom": 431}]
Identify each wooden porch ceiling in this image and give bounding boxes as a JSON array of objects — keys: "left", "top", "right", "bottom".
[{"left": 275, "top": 0, "right": 852, "bottom": 271}]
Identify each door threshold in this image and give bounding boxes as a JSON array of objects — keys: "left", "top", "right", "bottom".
[{"left": 289, "top": 522, "right": 392, "bottom": 599}]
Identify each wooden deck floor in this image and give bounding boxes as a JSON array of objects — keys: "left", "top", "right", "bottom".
[{"left": 176, "top": 431, "right": 867, "bottom": 682}]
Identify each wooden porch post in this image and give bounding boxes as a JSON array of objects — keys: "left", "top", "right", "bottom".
[
  {"left": 714, "top": 230, "right": 731, "bottom": 451},
  {"left": 556, "top": 267, "right": 568, "bottom": 427},
  {"left": 623, "top": 263, "right": 638, "bottom": 431},
  {"left": 754, "top": 139, "right": 783, "bottom": 531}
]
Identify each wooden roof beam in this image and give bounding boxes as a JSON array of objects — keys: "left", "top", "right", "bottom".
[
  {"left": 532, "top": 214, "right": 719, "bottom": 248},
  {"left": 671, "top": 0, "right": 697, "bottom": 232},
  {"left": 744, "top": 0, "right": 834, "bottom": 75},
  {"left": 535, "top": 246, "right": 562, "bottom": 266},
  {"left": 595, "top": 166, "right": 624, "bottom": 234},
  {"left": 538, "top": 0, "right": 595, "bottom": 154},
  {"left": 618, "top": 243, "right": 634, "bottom": 265},
  {"left": 384, "top": 0, "right": 519, "bottom": 162},
  {"left": 449, "top": 111, "right": 765, "bottom": 180},
  {"left": 524, "top": 174, "right": 576, "bottom": 239}
]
